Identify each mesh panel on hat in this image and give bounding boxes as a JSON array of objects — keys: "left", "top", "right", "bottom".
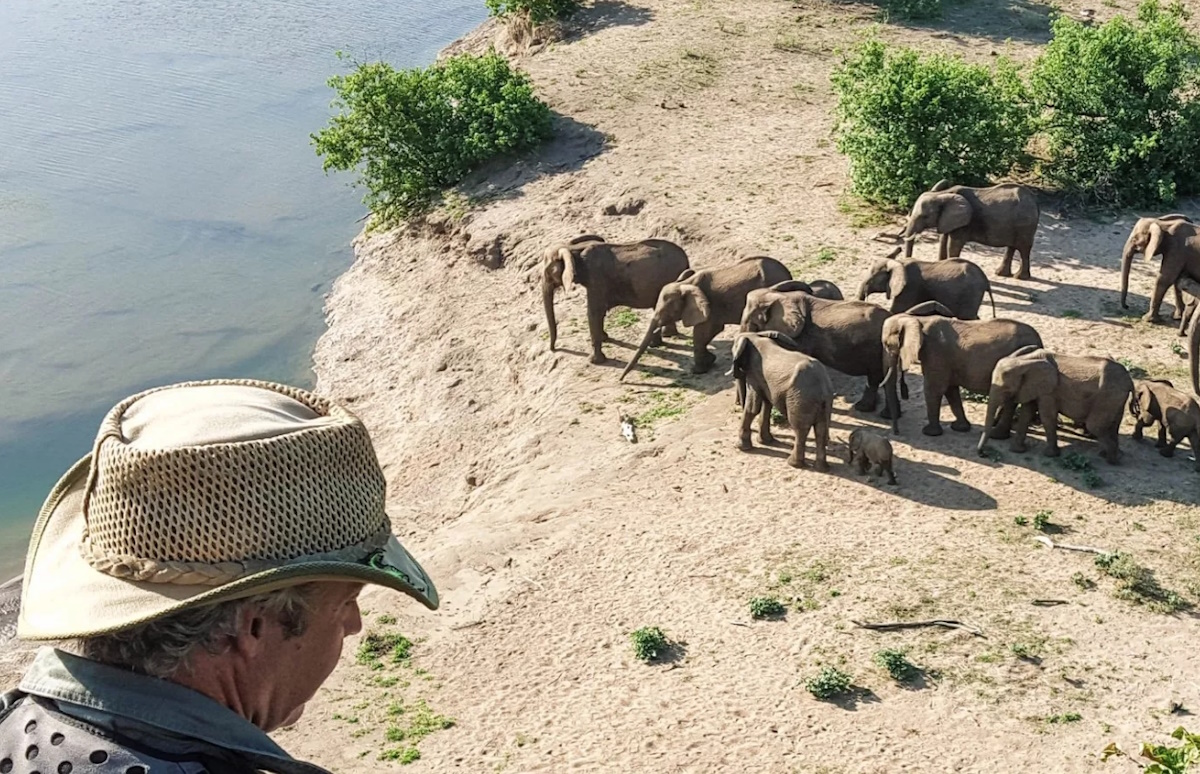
[{"left": 82, "top": 381, "right": 389, "bottom": 566}]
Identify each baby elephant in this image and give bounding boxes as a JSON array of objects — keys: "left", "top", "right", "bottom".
[
  {"left": 1130, "top": 379, "right": 1200, "bottom": 471},
  {"left": 728, "top": 331, "right": 834, "bottom": 470},
  {"left": 846, "top": 428, "right": 898, "bottom": 485}
]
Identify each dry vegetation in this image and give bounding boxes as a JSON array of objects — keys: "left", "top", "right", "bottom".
[{"left": 298, "top": 0, "right": 1200, "bottom": 770}]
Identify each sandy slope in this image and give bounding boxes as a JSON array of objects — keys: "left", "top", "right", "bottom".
[{"left": 292, "top": 1, "right": 1200, "bottom": 771}]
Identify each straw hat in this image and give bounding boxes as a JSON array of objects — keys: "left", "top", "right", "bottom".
[{"left": 18, "top": 379, "right": 438, "bottom": 640}]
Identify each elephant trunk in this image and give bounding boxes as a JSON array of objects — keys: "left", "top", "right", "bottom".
[
  {"left": 1119, "top": 239, "right": 1136, "bottom": 309},
  {"left": 855, "top": 282, "right": 869, "bottom": 302},
  {"left": 978, "top": 390, "right": 1000, "bottom": 456},
  {"left": 903, "top": 236, "right": 915, "bottom": 259},
  {"left": 620, "top": 316, "right": 661, "bottom": 382},
  {"left": 883, "top": 350, "right": 901, "bottom": 434},
  {"left": 542, "top": 279, "right": 558, "bottom": 351}
]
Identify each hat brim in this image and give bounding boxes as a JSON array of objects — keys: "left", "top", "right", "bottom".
[{"left": 17, "top": 456, "right": 438, "bottom": 641}]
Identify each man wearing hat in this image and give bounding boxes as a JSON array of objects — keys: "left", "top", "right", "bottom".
[{"left": 2, "top": 380, "right": 438, "bottom": 772}]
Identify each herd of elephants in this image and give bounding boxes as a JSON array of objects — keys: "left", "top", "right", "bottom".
[{"left": 540, "top": 180, "right": 1200, "bottom": 479}]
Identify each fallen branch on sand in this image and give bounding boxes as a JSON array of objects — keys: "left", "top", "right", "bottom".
[
  {"left": 851, "top": 619, "right": 985, "bottom": 637},
  {"left": 1034, "top": 535, "right": 1111, "bottom": 555}
]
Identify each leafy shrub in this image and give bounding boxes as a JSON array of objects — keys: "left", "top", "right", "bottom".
[
  {"left": 832, "top": 40, "right": 1033, "bottom": 209},
  {"left": 805, "top": 666, "right": 853, "bottom": 699},
  {"left": 1033, "top": 510, "right": 1052, "bottom": 532},
  {"left": 1029, "top": 0, "right": 1200, "bottom": 207},
  {"left": 314, "top": 52, "right": 554, "bottom": 225},
  {"left": 1103, "top": 726, "right": 1200, "bottom": 773},
  {"left": 357, "top": 631, "right": 414, "bottom": 667},
  {"left": 749, "top": 596, "right": 786, "bottom": 619},
  {"left": 485, "top": 0, "right": 581, "bottom": 25},
  {"left": 630, "top": 626, "right": 670, "bottom": 662},
  {"left": 873, "top": 648, "right": 916, "bottom": 681},
  {"left": 1095, "top": 552, "right": 1187, "bottom": 613}
]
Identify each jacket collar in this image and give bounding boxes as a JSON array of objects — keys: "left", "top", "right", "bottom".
[{"left": 19, "top": 647, "right": 330, "bottom": 774}]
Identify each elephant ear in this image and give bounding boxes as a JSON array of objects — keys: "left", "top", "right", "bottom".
[
  {"left": 1143, "top": 220, "right": 1165, "bottom": 260},
  {"left": 930, "top": 179, "right": 954, "bottom": 192},
  {"left": 679, "top": 284, "right": 711, "bottom": 327},
  {"left": 727, "top": 335, "right": 750, "bottom": 375},
  {"left": 898, "top": 317, "right": 923, "bottom": 370},
  {"left": 558, "top": 248, "right": 579, "bottom": 293},
  {"left": 676, "top": 268, "right": 697, "bottom": 282},
  {"left": 887, "top": 259, "right": 908, "bottom": 300},
  {"left": 775, "top": 295, "right": 805, "bottom": 332},
  {"left": 936, "top": 193, "right": 972, "bottom": 233}
]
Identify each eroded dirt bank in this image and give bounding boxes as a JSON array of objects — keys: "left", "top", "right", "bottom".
[{"left": 295, "top": 2, "right": 1200, "bottom": 771}]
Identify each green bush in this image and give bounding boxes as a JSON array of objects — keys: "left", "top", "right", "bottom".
[
  {"left": 1029, "top": 1, "right": 1200, "bottom": 207},
  {"left": 748, "top": 596, "right": 786, "bottom": 619},
  {"left": 873, "top": 648, "right": 916, "bottom": 681},
  {"left": 630, "top": 626, "right": 670, "bottom": 662},
  {"left": 1103, "top": 726, "right": 1200, "bottom": 773},
  {"left": 485, "top": 0, "right": 581, "bottom": 25},
  {"left": 313, "top": 52, "right": 554, "bottom": 225},
  {"left": 805, "top": 666, "right": 853, "bottom": 699},
  {"left": 832, "top": 40, "right": 1032, "bottom": 209}
]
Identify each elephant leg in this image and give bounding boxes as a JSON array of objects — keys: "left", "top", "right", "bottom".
[
  {"left": 1012, "top": 403, "right": 1036, "bottom": 453},
  {"left": 991, "top": 400, "right": 1016, "bottom": 439},
  {"left": 1097, "top": 423, "right": 1120, "bottom": 465},
  {"left": 1018, "top": 245, "right": 1033, "bottom": 280},
  {"left": 787, "top": 420, "right": 809, "bottom": 469},
  {"left": 1132, "top": 418, "right": 1145, "bottom": 442},
  {"left": 1190, "top": 432, "right": 1200, "bottom": 472},
  {"left": 660, "top": 322, "right": 680, "bottom": 338},
  {"left": 885, "top": 462, "right": 898, "bottom": 486},
  {"left": 1040, "top": 396, "right": 1060, "bottom": 457},
  {"left": 998, "top": 247, "right": 1015, "bottom": 278},
  {"left": 946, "top": 386, "right": 971, "bottom": 432},
  {"left": 691, "top": 322, "right": 718, "bottom": 373},
  {"left": 586, "top": 303, "right": 609, "bottom": 364},
  {"left": 856, "top": 374, "right": 881, "bottom": 413},
  {"left": 857, "top": 454, "right": 870, "bottom": 475},
  {"left": 921, "top": 381, "right": 945, "bottom": 436},
  {"left": 759, "top": 398, "right": 776, "bottom": 445},
  {"left": 1160, "top": 435, "right": 1179, "bottom": 458},
  {"left": 1145, "top": 272, "right": 1177, "bottom": 323},
  {"left": 738, "top": 394, "right": 757, "bottom": 451},
  {"left": 813, "top": 417, "right": 830, "bottom": 472},
  {"left": 1173, "top": 285, "right": 1185, "bottom": 321},
  {"left": 1154, "top": 423, "right": 1167, "bottom": 448},
  {"left": 937, "top": 234, "right": 949, "bottom": 262}
]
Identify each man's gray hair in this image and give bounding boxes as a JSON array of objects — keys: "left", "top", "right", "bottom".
[{"left": 74, "top": 584, "right": 315, "bottom": 679}]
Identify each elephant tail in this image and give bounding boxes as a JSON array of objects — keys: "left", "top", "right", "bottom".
[{"left": 988, "top": 286, "right": 997, "bottom": 319}]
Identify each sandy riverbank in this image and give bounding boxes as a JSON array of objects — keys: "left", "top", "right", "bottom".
[{"left": 293, "top": 1, "right": 1200, "bottom": 771}]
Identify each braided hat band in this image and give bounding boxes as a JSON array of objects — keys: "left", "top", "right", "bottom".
[{"left": 77, "top": 380, "right": 392, "bottom": 586}]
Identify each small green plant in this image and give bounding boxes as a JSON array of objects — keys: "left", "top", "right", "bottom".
[
  {"left": 1072, "top": 571, "right": 1096, "bottom": 590},
  {"left": 1103, "top": 726, "right": 1200, "bottom": 773},
  {"left": 484, "top": 0, "right": 581, "bottom": 25},
  {"left": 634, "top": 390, "right": 689, "bottom": 429},
  {"left": 806, "top": 666, "right": 854, "bottom": 699},
  {"left": 1014, "top": 515, "right": 1029, "bottom": 527},
  {"left": 378, "top": 747, "right": 421, "bottom": 764},
  {"left": 1060, "top": 452, "right": 1104, "bottom": 488},
  {"left": 314, "top": 52, "right": 553, "bottom": 225},
  {"left": 832, "top": 39, "right": 1032, "bottom": 209},
  {"left": 873, "top": 648, "right": 916, "bottom": 681},
  {"left": 607, "top": 308, "right": 641, "bottom": 329},
  {"left": 1172, "top": 342, "right": 1187, "bottom": 357},
  {"left": 356, "top": 631, "right": 414, "bottom": 667},
  {"left": 1118, "top": 357, "right": 1149, "bottom": 379},
  {"left": 813, "top": 246, "right": 837, "bottom": 264},
  {"left": 1095, "top": 552, "right": 1187, "bottom": 613},
  {"left": 1046, "top": 711, "right": 1083, "bottom": 724},
  {"left": 630, "top": 626, "right": 670, "bottom": 662},
  {"left": 1011, "top": 641, "right": 1041, "bottom": 660},
  {"left": 1061, "top": 309, "right": 1083, "bottom": 319},
  {"left": 770, "top": 407, "right": 786, "bottom": 426},
  {"left": 749, "top": 596, "right": 786, "bottom": 619},
  {"left": 960, "top": 389, "right": 989, "bottom": 403},
  {"left": 1033, "top": 510, "right": 1052, "bottom": 531},
  {"left": 377, "top": 614, "right": 397, "bottom": 625}
]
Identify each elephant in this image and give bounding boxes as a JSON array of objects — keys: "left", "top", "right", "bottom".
[
  {"left": 882, "top": 302, "right": 1043, "bottom": 435},
  {"left": 620, "top": 257, "right": 792, "bottom": 379},
  {"left": 1129, "top": 379, "right": 1200, "bottom": 471},
  {"left": 727, "top": 331, "right": 834, "bottom": 470},
  {"left": 542, "top": 235, "right": 690, "bottom": 365},
  {"left": 846, "top": 428, "right": 898, "bottom": 485},
  {"left": 977, "top": 346, "right": 1133, "bottom": 464},
  {"left": 779, "top": 279, "right": 844, "bottom": 301},
  {"left": 903, "top": 181, "right": 1040, "bottom": 280},
  {"left": 740, "top": 283, "right": 897, "bottom": 414},
  {"left": 856, "top": 248, "right": 995, "bottom": 319},
  {"left": 1118, "top": 215, "right": 1200, "bottom": 324}
]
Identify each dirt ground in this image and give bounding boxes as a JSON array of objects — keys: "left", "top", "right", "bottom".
[{"left": 291, "top": 1, "right": 1200, "bottom": 771}]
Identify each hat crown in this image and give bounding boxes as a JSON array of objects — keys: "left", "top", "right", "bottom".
[{"left": 81, "top": 381, "right": 391, "bottom": 584}]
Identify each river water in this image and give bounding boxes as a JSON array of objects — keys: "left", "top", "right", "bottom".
[{"left": 0, "top": 0, "right": 486, "bottom": 576}]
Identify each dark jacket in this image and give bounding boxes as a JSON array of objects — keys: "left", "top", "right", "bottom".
[{"left": 0, "top": 647, "right": 330, "bottom": 774}]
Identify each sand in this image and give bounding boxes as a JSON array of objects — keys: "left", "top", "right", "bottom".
[{"left": 289, "top": 1, "right": 1200, "bottom": 771}]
